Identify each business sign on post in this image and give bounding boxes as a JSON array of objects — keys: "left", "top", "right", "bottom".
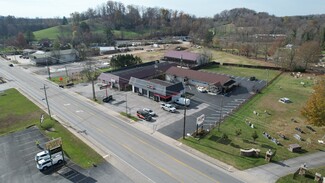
[
  {"left": 196, "top": 114, "right": 205, "bottom": 126},
  {"left": 45, "top": 137, "right": 62, "bottom": 151}
]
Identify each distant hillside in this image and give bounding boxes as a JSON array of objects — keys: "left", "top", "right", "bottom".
[
  {"left": 34, "top": 25, "right": 71, "bottom": 40},
  {"left": 33, "top": 22, "right": 144, "bottom": 41}
]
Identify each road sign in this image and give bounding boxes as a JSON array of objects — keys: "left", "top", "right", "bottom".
[
  {"left": 45, "top": 137, "right": 62, "bottom": 150},
  {"left": 40, "top": 114, "right": 44, "bottom": 124},
  {"left": 196, "top": 114, "right": 205, "bottom": 126}
]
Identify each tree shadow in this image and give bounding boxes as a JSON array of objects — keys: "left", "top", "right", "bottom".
[
  {"left": 271, "top": 160, "right": 290, "bottom": 167},
  {"left": 260, "top": 144, "right": 274, "bottom": 149},
  {"left": 208, "top": 135, "right": 231, "bottom": 145},
  {"left": 242, "top": 139, "right": 258, "bottom": 145},
  {"left": 230, "top": 143, "right": 241, "bottom": 148}
]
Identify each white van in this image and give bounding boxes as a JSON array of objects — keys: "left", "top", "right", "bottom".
[{"left": 174, "top": 97, "right": 190, "bottom": 106}]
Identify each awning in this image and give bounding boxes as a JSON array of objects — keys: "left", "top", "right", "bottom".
[{"left": 154, "top": 93, "right": 171, "bottom": 99}]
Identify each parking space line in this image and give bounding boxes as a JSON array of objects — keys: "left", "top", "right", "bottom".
[
  {"left": 22, "top": 151, "right": 39, "bottom": 158},
  {"left": 16, "top": 133, "right": 44, "bottom": 141},
  {"left": 25, "top": 158, "right": 35, "bottom": 164},
  {"left": 210, "top": 113, "right": 220, "bottom": 116},
  {"left": 205, "top": 117, "right": 215, "bottom": 119},
  {"left": 17, "top": 140, "right": 36, "bottom": 147},
  {"left": 19, "top": 145, "right": 36, "bottom": 151},
  {"left": 14, "top": 130, "right": 40, "bottom": 138}
]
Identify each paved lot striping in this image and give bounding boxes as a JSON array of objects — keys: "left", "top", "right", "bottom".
[{"left": 0, "top": 126, "right": 132, "bottom": 183}]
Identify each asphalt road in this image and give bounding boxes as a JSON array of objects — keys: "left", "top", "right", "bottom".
[{"left": 0, "top": 59, "right": 243, "bottom": 183}]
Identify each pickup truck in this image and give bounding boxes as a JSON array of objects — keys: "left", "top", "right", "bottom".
[
  {"left": 160, "top": 103, "right": 176, "bottom": 113},
  {"left": 36, "top": 153, "right": 64, "bottom": 171}
]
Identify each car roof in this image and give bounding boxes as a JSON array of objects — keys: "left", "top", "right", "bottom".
[{"left": 36, "top": 150, "right": 49, "bottom": 156}]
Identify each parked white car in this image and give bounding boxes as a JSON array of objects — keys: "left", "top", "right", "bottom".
[
  {"left": 36, "top": 153, "right": 63, "bottom": 171},
  {"left": 160, "top": 103, "right": 176, "bottom": 113},
  {"left": 197, "top": 86, "right": 207, "bottom": 93},
  {"left": 279, "top": 97, "right": 291, "bottom": 103},
  {"left": 35, "top": 150, "right": 50, "bottom": 161},
  {"left": 143, "top": 108, "right": 156, "bottom": 116}
]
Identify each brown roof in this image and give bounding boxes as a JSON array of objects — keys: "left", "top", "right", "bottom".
[
  {"left": 165, "top": 66, "right": 231, "bottom": 85},
  {"left": 164, "top": 51, "right": 199, "bottom": 62}
]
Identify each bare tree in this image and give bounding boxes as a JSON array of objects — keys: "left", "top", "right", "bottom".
[
  {"left": 82, "top": 60, "right": 101, "bottom": 101},
  {"left": 297, "top": 41, "right": 321, "bottom": 70}
]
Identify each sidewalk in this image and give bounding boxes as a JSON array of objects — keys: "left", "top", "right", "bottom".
[{"left": 244, "top": 151, "right": 325, "bottom": 183}]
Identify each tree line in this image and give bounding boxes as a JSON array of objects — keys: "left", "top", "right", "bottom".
[{"left": 1, "top": 1, "right": 325, "bottom": 71}]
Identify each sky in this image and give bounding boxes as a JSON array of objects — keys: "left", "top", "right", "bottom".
[{"left": 0, "top": 0, "right": 324, "bottom": 18}]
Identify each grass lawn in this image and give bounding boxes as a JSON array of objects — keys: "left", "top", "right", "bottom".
[
  {"left": 0, "top": 88, "right": 43, "bottom": 135},
  {"left": 189, "top": 48, "right": 275, "bottom": 66},
  {"left": 181, "top": 73, "right": 325, "bottom": 170},
  {"left": 276, "top": 166, "right": 325, "bottom": 183},
  {"left": 133, "top": 49, "right": 166, "bottom": 62},
  {"left": 201, "top": 65, "right": 281, "bottom": 81},
  {"left": 0, "top": 88, "right": 103, "bottom": 168},
  {"left": 39, "top": 119, "right": 103, "bottom": 168},
  {"left": 34, "top": 25, "right": 71, "bottom": 40}
]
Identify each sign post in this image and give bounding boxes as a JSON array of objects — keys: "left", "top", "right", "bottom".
[
  {"left": 40, "top": 114, "right": 44, "bottom": 126},
  {"left": 196, "top": 114, "right": 205, "bottom": 136},
  {"left": 45, "top": 137, "right": 64, "bottom": 167}
]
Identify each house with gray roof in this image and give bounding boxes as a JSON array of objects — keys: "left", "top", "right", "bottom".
[
  {"left": 30, "top": 49, "right": 79, "bottom": 65},
  {"left": 163, "top": 50, "right": 208, "bottom": 67},
  {"left": 129, "top": 77, "right": 184, "bottom": 102}
]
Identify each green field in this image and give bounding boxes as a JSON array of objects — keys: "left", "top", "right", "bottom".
[
  {"left": 181, "top": 72, "right": 325, "bottom": 170},
  {"left": 0, "top": 88, "right": 103, "bottom": 168},
  {"left": 34, "top": 25, "right": 71, "bottom": 40},
  {"left": 0, "top": 89, "right": 42, "bottom": 135},
  {"left": 276, "top": 166, "right": 325, "bottom": 183},
  {"left": 34, "top": 23, "right": 142, "bottom": 41}
]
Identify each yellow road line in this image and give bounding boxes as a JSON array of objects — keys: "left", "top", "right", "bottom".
[{"left": 122, "top": 143, "right": 182, "bottom": 183}]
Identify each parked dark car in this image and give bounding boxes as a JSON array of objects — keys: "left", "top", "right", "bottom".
[
  {"left": 66, "top": 82, "right": 74, "bottom": 87},
  {"left": 102, "top": 95, "right": 113, "bottom": 103},
  {"left": 136, "top": 110, "right": 152, "bottom": 121}
]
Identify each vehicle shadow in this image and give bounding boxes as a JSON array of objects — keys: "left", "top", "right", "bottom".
[{"left": 57, "top": 164, "right": 97, "bottom": 183}]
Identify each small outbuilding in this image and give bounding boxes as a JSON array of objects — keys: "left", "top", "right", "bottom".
[{"left": 288, "top": 144, "right": 302, "bottom": 152}]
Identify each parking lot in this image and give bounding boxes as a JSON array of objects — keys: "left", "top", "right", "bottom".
[
  {"left": 0, "top": 126, "right": 131, "bottom": 183},
  {"left": 71, "top": 74, "right": 266, "bottom": 139}
]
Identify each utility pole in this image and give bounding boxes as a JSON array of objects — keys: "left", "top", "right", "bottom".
[{"left": 41, "top": 84, "right": 51, "bottom": 119}]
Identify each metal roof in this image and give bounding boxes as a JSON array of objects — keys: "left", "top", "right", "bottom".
[
  {"left": 164, "top": 51, "right": 199, "bottom": 62},
  {"left": 165, "top": 66, "right": 231, "bottom": 85}
]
